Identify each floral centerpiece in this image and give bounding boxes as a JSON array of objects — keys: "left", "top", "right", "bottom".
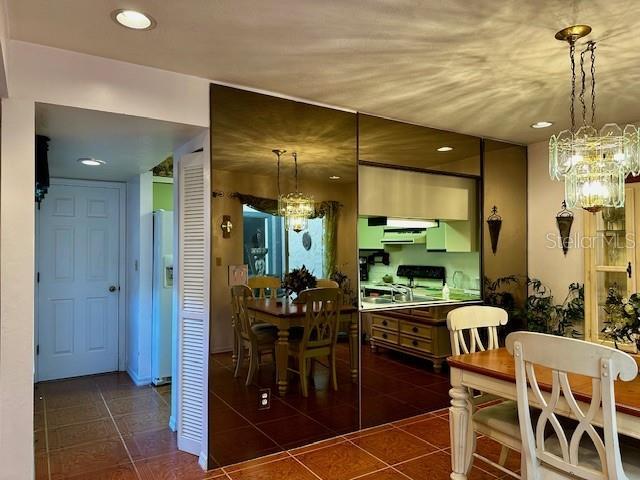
[
  {"left": 602, "top": 288, "right": 640, "bottom": 351},
  {"left": 282, "top": 265, "right": 317, "bottom": 301}
]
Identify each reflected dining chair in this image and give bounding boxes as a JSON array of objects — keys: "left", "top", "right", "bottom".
[
  {"left": 247, "top": 275, "right": 281, "bottom": 299},
  {"left": 230, "top": 285, "right": 277, "bottom": 386},
  {"left": 316, "top": 278, "right": 339, "bottom": 288},
  {"left": 288, "top": 287, "right": 342, "bottom": 397},
  {"left": 506, "top": 331, "right": 640, "bottom": 479},
  {"left": 447, "top": 305, "right": 515, "bottom": 471}
]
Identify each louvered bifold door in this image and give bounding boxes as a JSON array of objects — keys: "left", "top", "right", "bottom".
[{"left": 177, "top": 152, "right": 210, "bottom": 467}]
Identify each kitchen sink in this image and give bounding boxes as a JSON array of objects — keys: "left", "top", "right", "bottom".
[
  {"left": 362, "top": 294, "right": 442, "bottom": 305},
  {"left": 361, "top": 296, "right": 394, "bottom": 304}
]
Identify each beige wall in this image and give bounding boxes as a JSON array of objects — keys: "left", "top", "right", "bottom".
[
  {"left": 527, "top": 140, "right": 584, "bottom": 300},
  {"left": 210, "top": 169, "right": 357, "bottom": 353}
]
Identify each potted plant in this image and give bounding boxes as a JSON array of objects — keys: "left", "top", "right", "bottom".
[
  {"left": 602, "top": 289, "right": 640, "bottom": 353},
  {"left": 282, "top": 265, "right": 317, "bottom": 302}
]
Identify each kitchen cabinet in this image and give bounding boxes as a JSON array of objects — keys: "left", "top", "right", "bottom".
[
  {"left": 358, "top": 217, "right": 385, "bottom": 249},
  {"left": 364, "top": 307, "right": 453, "bottom": 372},
  {"left": 426, "top": 221, "right": 476, "bottom": 252}
]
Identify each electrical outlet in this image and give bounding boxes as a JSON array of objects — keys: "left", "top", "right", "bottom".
[{"left": 258, "top": 388, "right": 271, "bottom": 410}]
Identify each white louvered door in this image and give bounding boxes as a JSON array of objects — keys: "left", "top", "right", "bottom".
[{"left": 177, "top": 152, "right": 210, "bottom": 467}]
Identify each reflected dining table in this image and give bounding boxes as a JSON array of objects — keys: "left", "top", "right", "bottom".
[
  {"left": 447, "top": 348, "right": 640, "bottom": 480},
  {"left": 246, "top": 298, "right": 359, "bottom": 396}
]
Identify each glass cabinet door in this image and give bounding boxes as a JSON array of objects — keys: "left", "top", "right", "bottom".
[{"left": 585, "top": 186, "right": 637, "bottom": 343}]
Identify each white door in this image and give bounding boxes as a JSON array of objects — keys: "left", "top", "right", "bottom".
[{"left": 38, "top": 181, "right": 121, "bottom": 381}]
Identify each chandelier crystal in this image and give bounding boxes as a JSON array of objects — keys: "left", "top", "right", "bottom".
[
  {"left": 548, "top": 25, "right": 640, "bottom": 212},
  {"left": 274, "top": 150, "right": 314, "bottom": 233}
]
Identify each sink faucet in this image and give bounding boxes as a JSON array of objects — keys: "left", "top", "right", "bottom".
[{"left": 390, "top": 284, "right": 413, "bottom": 302}]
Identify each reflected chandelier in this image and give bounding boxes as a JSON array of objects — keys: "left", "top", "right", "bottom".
[
  {"left": 273, "top": 149, "right": 314, "bottom": 233},
  {"left": 549, "top": 25, "right": 640, "bottom": 212}
]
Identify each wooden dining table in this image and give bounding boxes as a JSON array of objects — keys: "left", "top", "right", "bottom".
[
  {"left": 246, "top": 298, "right": 358, "bottom": 396},
  {"left": 447, "top": 347, "right": 640, "bottom": 480}
]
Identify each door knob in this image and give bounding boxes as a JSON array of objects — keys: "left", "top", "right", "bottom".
[{"left": 109, "top": 285, "right": 119, "bottom": 292}]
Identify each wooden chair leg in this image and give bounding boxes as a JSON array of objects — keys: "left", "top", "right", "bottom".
[
  {"left": 234, "top": 342, "right": 244, "bottom": 378},
  {"left": 300, "top": 356, "right": 309, "bottom": 397},
  {"left": 331, "top": 352, "right": 338, "bottom": 391},
  {"left": 246, "top": 343, "right": 258, "bottom": 386},
  {"left": 498, "top": 446, "right": 509, "bottom": 466}
]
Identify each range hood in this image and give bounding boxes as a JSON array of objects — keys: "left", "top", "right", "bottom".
[
  {"left": 368, "top": 217, "right": 439, "bottom": 229},
  {"left": 380, "top": 228, "right": 427, "bottom": 245}
]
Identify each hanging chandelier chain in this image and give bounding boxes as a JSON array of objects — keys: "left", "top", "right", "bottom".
[
  {"left": 292, "top": 152, "right": 299, "bottom": 192},
  {"left": 589, "top": 41, "right": 597, "bottom": 126},
  {"left": 579, "top": 46, "right": 588, "bottom": 126},
  {"left": 569, "top": 41, "right": 576, "bottom": 133}
]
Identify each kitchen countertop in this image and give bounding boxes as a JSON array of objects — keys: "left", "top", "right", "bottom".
[{"left": 359, "top": 282, "right": 482, "bottom": 311}]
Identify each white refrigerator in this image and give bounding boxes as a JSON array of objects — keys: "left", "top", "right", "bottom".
[{"left": 152, "top": 210, "right": 174, "bottom": 385}]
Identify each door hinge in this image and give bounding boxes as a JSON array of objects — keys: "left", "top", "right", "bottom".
[
  {"left": 36, "top": 345, "right": 39, "bottom": 355},
  {"left": 37, "top": 272, "right": 40, "bottom": 283}
]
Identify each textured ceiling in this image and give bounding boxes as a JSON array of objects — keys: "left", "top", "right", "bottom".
[
  {"left": 9, "top": 0, "right": 640, "bottom": 144},
  {"left": 36, "top": 103, "right": 204, "bottom": 181}
]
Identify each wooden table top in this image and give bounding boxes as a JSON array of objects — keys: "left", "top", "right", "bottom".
[
  {"left": 246, "top": 298, "right": 358, "bottom": 318},
  {"left": 448, "top": 347, "right": 640, "bottom": 418}
]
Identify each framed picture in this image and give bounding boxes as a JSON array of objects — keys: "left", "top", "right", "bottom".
[{"left": 228, "top": 264, "right": 248, "bottom": 286}]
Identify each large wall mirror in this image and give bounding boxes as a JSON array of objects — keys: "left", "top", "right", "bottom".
[{"left": 209, "top": 85, "right": 358, "bottom": 467}]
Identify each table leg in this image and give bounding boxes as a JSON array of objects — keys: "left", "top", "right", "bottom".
[
  {"left": 276, "top": 328, "right": 289, "bottom": 396},
  {"left": 349, "top": 316, "right": 358, "bottom": 383},
  {"left": 449, "top": 370, "right": 475, "bottom": 480},
  {"left": 232, "top": 328, "right": 238, "bottom": 367}
]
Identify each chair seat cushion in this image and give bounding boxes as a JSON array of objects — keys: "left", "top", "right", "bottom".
[
  {"left": 251, "top": 323, "right": 278, "bottom": 343},
  {"left": 473, "top": 400, "right": 522, "bottom": 441},
  {"left": 545, "top": 434, "right": 640, "bottom": 478}
]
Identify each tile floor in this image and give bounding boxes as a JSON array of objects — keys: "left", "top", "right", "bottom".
[
  {"left": 209, "top": 407, "right": 520, "bottom": 480},
  {"left": 34, "top": 372, "right": 209, "bottom": 480},
  {"left": 209, "top": 341, "right": 452, "bottom": 466}
]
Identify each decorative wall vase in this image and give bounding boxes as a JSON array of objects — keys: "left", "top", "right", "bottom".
[
  {"left": 556, "top": 201, "right": 574, "bottom": 256},
  {"left": 487, "top": 206, "right": 502, "bottom": 255}
]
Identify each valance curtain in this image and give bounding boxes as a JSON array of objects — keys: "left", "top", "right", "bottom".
[{"left": 232, "top": 193, "right": 341, "bottom": 277}]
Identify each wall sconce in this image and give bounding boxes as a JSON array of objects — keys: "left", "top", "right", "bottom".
[
  {"left": 556, "top": 200, "right": 574, "bottom": 256},
  {"left": 486, "top": 206, "right": 502, "bottom": 255},
  {"left": 220, "top": 215, "right": 233, "bottom": 239}
]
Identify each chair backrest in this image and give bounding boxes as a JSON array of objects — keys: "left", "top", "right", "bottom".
[
  {"left": 230, "top": 284, "right": 253, "bottom": 340},
  {"left": 506, "top": 332, "right": 638, "bottom": 480},
  {"left": 297, "top": 287, "right": 342, "bottom": 351},
  {"left": 316, "top": 278, "right": 339, "bottom": 288},
  {"left": 248, "top": 275, "right": 280, "bottom": 299},
  {"left": 446, "top": 305, "right": 508, "bottom": 355}
]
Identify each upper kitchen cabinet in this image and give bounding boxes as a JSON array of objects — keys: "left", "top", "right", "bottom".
[{"left": 358, "top": 114, "right": 481, "bottom": 176}]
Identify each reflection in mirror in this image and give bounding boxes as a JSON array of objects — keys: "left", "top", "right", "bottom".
[
  {"left": 209, "top": 85, "right": 358, "bottom": 467},
  {"left": 357, "top": 114, "right": 482, "bottom": 428},
  {"left": 358, "top": 114, "right": 481, "bottom": 176}
]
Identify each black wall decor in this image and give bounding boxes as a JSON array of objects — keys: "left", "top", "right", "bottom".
[
  {"left": 487, "top": 205, "right": 502, "bottom": 254},
  {"left": 556, "top": 201, "right": 574, "bottom": 256}
]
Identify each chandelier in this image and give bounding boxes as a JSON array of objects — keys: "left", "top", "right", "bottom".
[
  {"left": 549, "top": 25, "right": 640, "bottom": 213},
  {"left": 273, "top": 149, "right": 314, "bottom": 232}
]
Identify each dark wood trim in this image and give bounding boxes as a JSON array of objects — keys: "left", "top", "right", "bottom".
[{"left": 358, "top": 160, "right": 481, "bottom": 180}]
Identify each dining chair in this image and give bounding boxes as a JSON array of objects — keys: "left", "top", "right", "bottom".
[
  {"left": 247, "top": 275, "right": 281, "bottom": 299},
  {"left": 447, "top": 305, "right": 514, "bottom": 470},
  {"left": 230, "top": 285, "right": 277, "bottom": 386},
  {"left": 316, "top": 278, "right": 339, "bottom": 288},
  {"left": 288, "top": 287, "right": 342, "bottom": 397},
  {"left": 506, "top": 331, "right": 640, "bottom": 480}
]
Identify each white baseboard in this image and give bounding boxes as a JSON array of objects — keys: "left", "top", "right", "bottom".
[
  {"left": 169, "top": 415, "right": 177, "bottom": 432},
  {"left": 199, "top": 452, "right": 208, "bottom": 471},
  {"left": 126, "top": 368, "right": 152, "bottom": 386}
]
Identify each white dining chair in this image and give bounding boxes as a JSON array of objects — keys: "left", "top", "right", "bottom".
[
  {"left": 447, "top": 306, "right": 516, "bottom": 472},
  {"left": 506, "top": 331, "right": 640, "bottom": 480}
]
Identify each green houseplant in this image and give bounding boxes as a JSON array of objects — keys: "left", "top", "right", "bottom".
[
  {"left": 602, "top": 289, "right": 640, "bottom": 351},
  {"left": 282, "top": 265, "right": 317, "bottom": 301}
]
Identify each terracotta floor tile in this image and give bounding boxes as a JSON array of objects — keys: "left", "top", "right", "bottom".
[
  {"left": 136, "top": 450, "right": 210, "bottom": 480},
  {"left": 34, "top": 428, "right": 47, "bottom": 454},
  {"left": 395, "top": 450, "right": 496, "bottom": 480},
  {"left": 115, "top": 409, "right": 171, "bottom": 436},
  {"left": 473, "top": 437, "right": 520, "bottom": 476},
  {"left": 49, "top": 438, "right": 131, "bottom": 479},
  {"left": 256, "top": 413, "right": 333, "bottom": 449},
  {"left": 45, "top": 389, "right": 103, "bottom": 410},
  {"left": 35, "top": 453, "right": 49, "bottom": 480},
  {"left": 296, "top": 441, "right": 385, "bottom": 480},
  {"left": 288, "top": 437, "right": 347, "bottom": 457},
  {"left": 100, "top": 383, "right": 155, "bottom": 401},
  {"left": 227, "top": 456, "right": 318, "bottom": 480},
  {"left": 47, "top": 401, "right": 110, "bottom": 428},
  {"left": 391, "top": 413, "right": 434, "bottom": 428},
  {"left": 351, "top": 427, "right": 438, "bottom": 465},
  {"left": 34, "top": 411, "right": 45, "bottom": 431},
  {"left": 107, "top": 390, "right": 165, "bottom": 416},
  {"left": 48, "top": 418, "right": 119, "bottom": 450},
  {"left": 123, "top": 427, "right": 178, "bottom": 460},
  {"left": 399, "top": 415, "right": 451, "bottom": 449},
  {"left": 343, "top": 424, "right": 394, "bottom": 441},
  {"left": 223, "top": 451, "right": 290, "bottom": 474},
  {"left": 356, "top": 468, "right": 409, "bottom": 480},
  {"left": 62, "top": 463, "right": 139, "bottom": 479}
]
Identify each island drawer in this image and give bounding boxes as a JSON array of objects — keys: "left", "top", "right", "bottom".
[
  {"left": 371, "top": 327, "right": 398, "bottom": 344},
  {"left": 399, "top": 334, "right": 433, "bottom": 353},
  {"left": 399, "top": 321, "right": 432, "bottom": 339},
  {"left": 371, "top": 315, "right": 398, "bottom": 331}
]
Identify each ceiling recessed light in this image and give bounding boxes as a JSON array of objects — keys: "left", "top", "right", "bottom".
[
  {"left": 112, "top": 9, "right": 156, "bottom": 30},
  {"left": 329, "top": 175, "right": 341, "bottom": 180},
  {"left": 78, "top": 158, "right": 106, "bottom": 166},
  {"left": 437, "top": 146, "right": 453, "bottom": 152},
  {"left": 531, "top": 121, "right": 553, "bottom": 129}
]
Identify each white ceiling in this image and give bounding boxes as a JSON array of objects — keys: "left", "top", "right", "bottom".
[
  {"left": 35, "top": 103, "right": 205, "bottom": 181},
  {"left": 9, "top": 1, "right": 640, "bottom": 144}
]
